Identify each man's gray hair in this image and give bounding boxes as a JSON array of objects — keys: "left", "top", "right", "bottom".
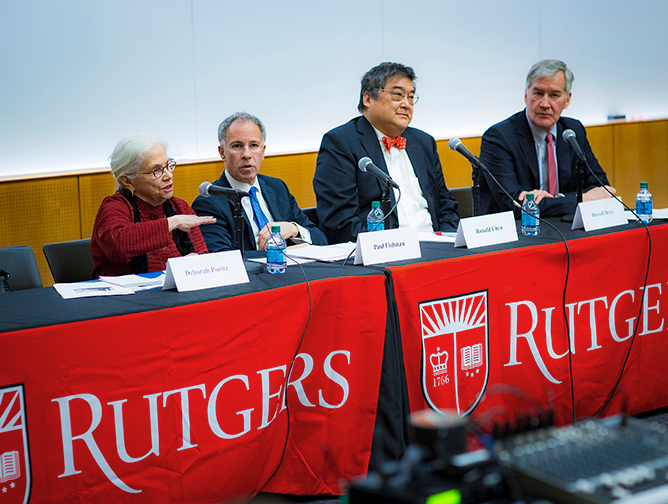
[
  {"left": 109, "top": 134, "right": 166, "bottom": 188},
  {"left": 217, "top": 112, "right": 267, "bottom": 147},
  {"left": 526, "top": 59, "right": 574, "bottom": 94}
]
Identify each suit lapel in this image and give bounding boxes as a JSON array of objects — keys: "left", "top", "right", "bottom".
[
  {"left": 516, "top": 112, "right": 540, "bottom": 183},
  {"left": 357, "top": 116, "right": 389, "bottom": 176},
  {"left": 356, "top": 116, "right": 399, "bottom": 227},
  {"left": 404, "top": 128, "right": 428, "bottom": 188},
  {"left": 258, "top": 176, "right": 279, "bottom": 221}
]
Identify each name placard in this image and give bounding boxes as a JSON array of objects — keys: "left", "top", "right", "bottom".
[
  {"left": 455, "top": 211, "right": 518, "bottom": 249},
  {"left": 572, "top": 198, "right": 627, "bottom": 232},
  {"left": 163, "top": 250, "right": 250, "bottom": 292},
  {"left": 355, "top": 227, "right": 421, "bottom": 265}
]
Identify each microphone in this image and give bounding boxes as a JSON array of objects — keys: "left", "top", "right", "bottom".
[
  {"left": 562, "top": 129, "right": 585, "bottom": 159},
  {"left": 199, "top": 181, "right": 249, "bottom": 199},
  {"left": 448, "top": 137, "right": 482, "bottom": 168},
  {"left": 358, "top": 157, "right": 400, "bottom": 189},
  {"left": 449, "top": 137, "right": 521, "bottom": 210}
]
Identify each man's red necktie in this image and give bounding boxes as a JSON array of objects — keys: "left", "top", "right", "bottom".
[{"left": 546, "top": 133, "right": 558, "bottom": 195}]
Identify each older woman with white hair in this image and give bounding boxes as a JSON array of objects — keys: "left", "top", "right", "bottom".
[{"left": 91, "top": 134, "right": 215, "bottom": 278}]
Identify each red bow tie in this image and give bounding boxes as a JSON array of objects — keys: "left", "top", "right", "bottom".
[{"left": 382, "top": 136, "right": 406, "bottom": 151}]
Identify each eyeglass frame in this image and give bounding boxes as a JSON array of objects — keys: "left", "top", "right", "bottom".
[
  {"left": 137, "top": 159, "right": 177, "bottom": 178},
  {"left": 375, "top": 88, "right": 420, "bottom": 105}
]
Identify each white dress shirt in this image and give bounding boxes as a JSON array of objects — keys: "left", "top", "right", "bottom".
[
  {"left": 372, "top": 127, "right": 434, "bottom": 233},
  {"left": 526, "top": 111, "right": 560, "bottom": 193},
  {"left": 225, "top": 171, "right": 311, "bottom": 248}
]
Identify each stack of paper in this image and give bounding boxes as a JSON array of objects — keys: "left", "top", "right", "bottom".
[
  {"left": 286, "top": 242, "right": 357, "bottom": 262},
  {"left": 53, "top": 272, "right": 165, "bottom": 299}
]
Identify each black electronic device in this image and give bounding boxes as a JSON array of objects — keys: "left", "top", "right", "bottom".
[
  {"left": 347, "top": 410, "right": 513, "bottom": 504},
  {"left": 348, "top": 409, "right": 668, "bottom": 504},
  {"left": 495, "top": 415, "right": 668, "bottom": 504},
  {"left": 348, "top": 447, "right": 510, "bottom": 504}
]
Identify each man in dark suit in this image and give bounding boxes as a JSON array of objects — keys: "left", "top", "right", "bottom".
[
  {"left": 479, "top": 59, "right": 615, "bottom": 217},
  {"left": 313, "top": 62, "right": 459, "bottom": 244},
  {"left": 192, "top": 112, "right": 327, "bottom": 252}
]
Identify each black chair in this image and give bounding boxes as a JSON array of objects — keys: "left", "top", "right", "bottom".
[
  {"left": 43, "top": 239, "right": 94, "bottom": 284},
  {"left": 302, "top": 206, "right": 319, "bottom": 226},
  {"left": 0, "top": 246, "right": 43, "bottom": 291},
  {"left": 450, "top": 186, "right": 473, "bottom": 219}
]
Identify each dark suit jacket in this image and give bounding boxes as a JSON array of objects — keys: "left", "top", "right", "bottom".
[
  {"left": 479, "top": 110, "right": 610, "bottom": 217},
  {"left": 191, "top": 173, "right": 327, "bottom": 252},
  {"left": 313, "top": 115, "right": 459, "bottom": 244}
]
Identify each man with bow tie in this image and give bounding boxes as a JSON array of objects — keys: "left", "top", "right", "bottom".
[{"left": 313, "top": 62, "right": 460, "bottom": 244}]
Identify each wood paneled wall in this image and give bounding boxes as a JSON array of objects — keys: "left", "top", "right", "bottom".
[{"left": 1, "top": 118, "right": 666, "bottom": 286}]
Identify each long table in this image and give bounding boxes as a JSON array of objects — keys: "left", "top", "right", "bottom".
[
  {"left": 388, "top": 220, "right": 668, "bottom": 428},
  {"left": 0, "top": 220, "right": 666, "bottom": 503},
  {"left": 0, "top": 264, "right": 406, "bottom": 503}
]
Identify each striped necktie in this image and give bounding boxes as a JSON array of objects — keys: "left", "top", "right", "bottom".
[{"left": 248, "top": 186, "right": 269, "bottom": 232}]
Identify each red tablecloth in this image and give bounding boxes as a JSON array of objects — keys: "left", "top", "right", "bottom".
[
  {"left": 0, "top": 274, "right": 388, "bottom": 503},
  {"left": 389, "top": 225, "right": 667, "bottom": 427}
]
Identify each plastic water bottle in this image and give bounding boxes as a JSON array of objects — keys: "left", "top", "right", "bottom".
[
  {"left": 521, "top": 193, "right": 540, "bottom": 236},
  {"left": 367, "top": 201, "right": 385, "bottom": 232},
  {"left": 266, "top": 225, "right": 287, "bottom": 274},
  {"left": 635, "top": 181, "right": 653, "bottom": 223}
]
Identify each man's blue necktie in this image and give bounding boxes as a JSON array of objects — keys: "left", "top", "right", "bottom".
[{"left": 249, "top": 186, "right": 269, "bottom": 232}]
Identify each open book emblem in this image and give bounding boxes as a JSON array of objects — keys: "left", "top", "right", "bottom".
[
  {"left": 0, "top": 385, "right": 31, "bottom": 503},
  {"left": 420, "top": 291, "right": 489, "bottom": 416}
]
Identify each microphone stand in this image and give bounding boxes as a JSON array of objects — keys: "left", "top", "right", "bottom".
[
  {"left": 471, "top": 162, "right": 481, "bottom": 217},
  {"left": 575, "top": 155, "right": 586, "bottom": 205},
  {"left": 561, "top": 153, "right": 587, "bottom": 223},
  {"left": 232, "top": 199, "right": 245, "bottom": 258},
  {"left": 380, "top": 181, "right": 397, "bottom": 229}
]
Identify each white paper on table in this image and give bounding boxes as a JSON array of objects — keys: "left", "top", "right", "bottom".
[
  {"left": 626, "top": 207, "right": 668, "bottom": 221},
  {"left": 99, "top": 272, "right": 165, "bottom": 291},
  {"left": 286, "top": 242, "right": 357, "bottom": 262},
  {"left": 53, "top": 281, "right": 135, "bottom": 299},
  {"left": 418, "top": 232, "right": 457, "bottom": 243}
]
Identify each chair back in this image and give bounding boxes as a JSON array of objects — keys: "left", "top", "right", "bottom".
[
  {"left": 0, "top": 246, "right": 43, "bottom": 291},
  {"left": 450, "top": 186, "right": 473, "bottom": 219},
  {"left": 302, "top": 206, "right": 319, "bottom": 226},
  {"left": 43, "top": 239, "right": 94, "bottom": 284}
]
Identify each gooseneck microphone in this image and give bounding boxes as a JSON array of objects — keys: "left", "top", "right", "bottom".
[
  {"left": 199, "top": 182, "right": 249, "bottom": 257},
  {"left": 358, "top": 157, "right": 400, "bottom": 189},
  {"left": 199, "top": 181, "right": 249, "bottom": 199},
  {"left": 562, "top": 129, "right": 586, "bottom": 160},
  {"left": 448, "top": 137, "right": 521, "bottom": 210},
  {"left": 448, "top": 137, "right": 483, "bottom": 168},
  {"left": 561, "top": 129, "right": 590, "bottom": 209}
]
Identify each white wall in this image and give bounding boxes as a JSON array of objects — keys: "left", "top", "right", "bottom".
[{"left": 1, "top": 0, "right": 667, "bottom": 177}]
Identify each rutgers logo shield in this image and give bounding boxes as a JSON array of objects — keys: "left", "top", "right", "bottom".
[
  {"left": 420, "top": 291, "right": 489, "bottom": 416},
  {"left": 0, "top": 384, "right": 31, "bottom": 504}
]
